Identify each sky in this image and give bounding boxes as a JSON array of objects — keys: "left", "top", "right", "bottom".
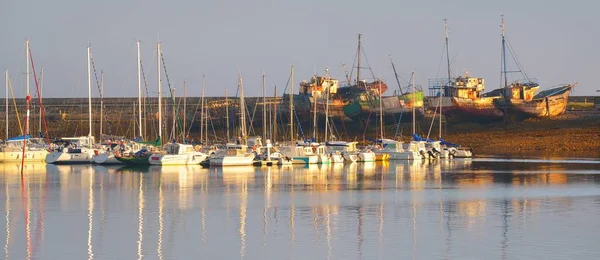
[{"left": 1, "top": 0, "right": 598, "bottom": 98}]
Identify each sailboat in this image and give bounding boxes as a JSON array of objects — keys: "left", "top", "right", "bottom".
[
  {"left": 45, "top": 46, "right": 96, "bottom": 164},
  {"left": 425, "top": 20, "right": 504, "bottom": 123},
  {"left": 278, "top": 66, "right": 318, "bottom": 165},
  {"left": 372, "top": 72, "right": 425, "bottom": 160},
  {"left": 0, "top": 42, "right": 49, "bottom": 163},
  {"left": 115, "top": 42, "right": 162, "bottom": 165},
  {"left": 208, "top": 75, "right": 256, "bottom": 166},
  {"left": 492, "top": 17, "right": 573, "bottom": 119},
  {"left": 148, "top": 44, "right": 207, "bottom": 166}
]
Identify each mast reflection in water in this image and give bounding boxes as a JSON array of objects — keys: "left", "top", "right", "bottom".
[{"left": 0, "top": 158, "right": 600, "bottom": 259}]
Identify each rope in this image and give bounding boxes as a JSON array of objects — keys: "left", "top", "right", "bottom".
[
  {"left": 7, "top": 76, "right": 23, "bottom": 136},
  {"left": 89, "top": 53, "right": 113, "bottom": 136},
  {"left": 159, "top": 49, "right": 183, "bottom": 141},
  {"left": 393, "top": 111, "right": 404, "bottom": 140},
  {"left": 139, "top": 58, "right": 157, "bottom": 139},
  {"left": 28, "top": 48, "right": 51, "bottom": 143}
]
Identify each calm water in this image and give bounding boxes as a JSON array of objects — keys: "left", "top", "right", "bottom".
[{"left": 1, "top": 158, "right": 600, "bottom": 259}]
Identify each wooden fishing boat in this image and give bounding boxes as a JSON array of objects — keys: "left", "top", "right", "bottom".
[{"left": 494, "top": 84, "right": 573, "bottom": 119}]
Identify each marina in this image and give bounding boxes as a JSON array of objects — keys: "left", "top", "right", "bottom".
[{"left": 1, "top": 1, "right": 599, "bottom": 258}]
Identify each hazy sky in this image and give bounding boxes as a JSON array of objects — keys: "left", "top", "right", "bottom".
[{"left": 1, "top": 0, "right": 598, "bottom": 98}]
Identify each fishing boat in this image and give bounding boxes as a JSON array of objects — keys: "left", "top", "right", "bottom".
[
  {"left": 427, "top": 20, "right": 510, "bottom": 123},
  {"left": 344, "top": 55, "right": 425, "bottom": 125},
  {"left": 291, "top": 35, "right": 398, "bottom": 125},
  {"left": 491, "top": 18, "right": 571, "bottom": 120},
  {"left": 495, "top": 84, "right": 574, "bottom": 119},
  {"left": 208, "top": 75, "right": 256, "bottom": 167}
]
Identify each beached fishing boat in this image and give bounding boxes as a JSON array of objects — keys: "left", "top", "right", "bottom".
[
  {"left": 344, "top": 56, "right": 425, "bottom": 124},
  {"left": 491, "top": 18, "right": 571, "bottom": 120},
  {"left": 494, "top": 84, "right": 573, "bottom": 119},
  {"left": 292, "top": 35, "right": 393, "bottom": 124}
]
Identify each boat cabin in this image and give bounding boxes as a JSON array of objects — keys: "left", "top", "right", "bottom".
[
  {"left": 325, "top": 141, "right": 358, "bottom": 153},
  {"left": 379, "top": 139, "right": 404, "bottom": 152},
  {"left": 165, "top": 143, "right": 196, "bottom": 155},
  {"left": 225, "top": 143, "right": 249, "bottom": 156},
  {"left": 402, "top": 141, "right": 425, "bottom": 153}
]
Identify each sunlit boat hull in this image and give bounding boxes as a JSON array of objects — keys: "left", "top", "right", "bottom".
[
  {"left": 45, "top": 148, "right": 95, "bottom": 164},
  {"left": 149, "top": 153, "right": 208, "bottom": 165},
  {"left": 0, "top": 150, "right": 48, "bottom": 163},
  {"left": 209, "top": 155, "right": 255, "bottom": 166}
]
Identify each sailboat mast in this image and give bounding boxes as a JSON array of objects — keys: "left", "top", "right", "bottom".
[
  {"left": 312, "top": 81, "right": 317, "bottom": 142},
  {"left": 442, "top": 19, "right": 450, "bottom": 140},
  {"left": 87, "top": 46, "right": 93, "bottom": 139},
  {"left": 325, "top": 71, "right": 330, "bottom": 142},
  {"left": 39, "top": 66, "right": 43, "bottom": 134},
  {"left": 157, "top": 43, "right": 162, "bottom": 140},
  {"left": 200, "top": 77, "right": 205, "bottom": 144},
  {"left": 100, "top": 70, "right": 104, "bottom": 139},
  {"left": 272, "top": 85, "right": 277, "bottom": 142},
  {"left": 290, "top": 66, "right": 294, "bottom": 144},
  {"left": 183, "top": 81, "right": 187, "bottom": 142},
  {"left": 225, "top": 88, "right": 229, "bottom": 141},
  {"left": 411, "top": 72, "right": 416, "bottom": 136},
  {"left": 445, "top": 19, "right": 451, "bottom": 86},
  {"left": 133, "top": 102, "right": 136, "bottom": 137},
  {"left": 262, "top": 72, "right": 267, "bottom": 141},
  {"left": 356, "top": 34, "right": 362, "bottom": 84},
  {"left": 239, "top": 75, "right": 247, "bottom": 144},
  {"left": 4, "top": 70, "right": 7, "bottom": 139},
  {"left": 137, "top": 41, "right": 143, "bottom": 140},
  {"left": 26, "top": 40, "right": 31, "bottom": 137},
  {"left": 379, "top": 80, "right": 383, "bottom": 140},
  {"left": 501, "top": 16, "right": 508, "bottom": 89}
]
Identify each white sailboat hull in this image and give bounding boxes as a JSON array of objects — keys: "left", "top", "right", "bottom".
[
  {"left": 357, "top": 152, "right": 376, "bottom": 162},
  {"left": 342, "top": 153, "right": 358, "bottom": 163},
  {"left": 45, "top": 148, "right": 95, "bottom": 164},
  {"left": 387, "top": 151, "right": 423, "bottom": 160},
  {"left": 331, "top": 154, "right": 345, "bottom": 163},
  {"left": 0, "top": 150, "right": 48, "bottom": 163},
  {"left": 209, "top": 155, "right": 255, "bottom": 166},
  {"left": 92, "top": 152, "right": 122, "bottom": 164},
  {"left": 148, "top": 152, "right": 207, "bottom": 165},
  {"left": 317, "top": 154, "right": 330, "bottom": 164}
]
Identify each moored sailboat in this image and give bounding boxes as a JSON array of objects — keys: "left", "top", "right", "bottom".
[{"left": 46, "top": 46, "right": 96, "bottom": 164}]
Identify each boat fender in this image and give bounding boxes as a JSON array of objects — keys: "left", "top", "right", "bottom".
[{"left": 94, "top": 150, "right": 99, "bottom": 156}]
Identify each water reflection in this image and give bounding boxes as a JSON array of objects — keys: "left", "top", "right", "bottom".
[{"left": 0, "top": 159, "right": 599, "bottom": 259}]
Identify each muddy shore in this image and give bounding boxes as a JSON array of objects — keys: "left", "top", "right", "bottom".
[{"left": 441, "top": 112, "right": 600, "bottom": 157}]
